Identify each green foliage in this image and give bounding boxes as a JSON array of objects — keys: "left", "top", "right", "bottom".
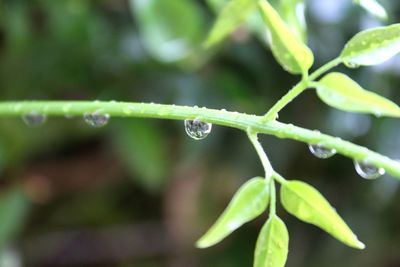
[
  {"left": 0, "top": 187, "right": 30, "bottom": 248},
  {"left": 340, "top": 24, "right": 400, "bottom": 68},
  {"left": 353, "top": 0, "right": 388, "bottom": 20},
  {"left": 258, "top": 0, "right": 313, "bottom": 74},
  {"left": 277, "top": 0, "right": 307, "bottom": 42},
  {"left": 204, "top": 0, "right": 258, "bottom": 47},
  {"left": 316, "top": 72, "right": 400, "bottom": 117},
  {"left": 130, "top": 0, "right": 205, "bottom": 62},
  {"left": 1, "top": 0, "right": 400, "bottom": 266},
  {"left": 197, "top": 177, "right": 269, "bottom": 248},
  {"left": 254, "top": 215, "right": 288, "bottom": 267},
  {"left": 280, "top": 180, "right": 365, "bottom": 249}
]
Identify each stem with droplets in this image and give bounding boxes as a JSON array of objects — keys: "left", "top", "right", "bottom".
[
  {"left": 0, "top": 101, "right": 399, "bottom": 178},
  {"left": 263, "top": 57, "right": 342, "bottom": 121}
]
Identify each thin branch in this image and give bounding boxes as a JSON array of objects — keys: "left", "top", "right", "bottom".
[
  {"left": 0, "top": 101, "right": 398, "bottom": 178},
  {"left": 262, "top": 57, "right": 342, "bottom": 121},
  {"left": 247, "top": 130, "right": 274, "bottom": 179}
]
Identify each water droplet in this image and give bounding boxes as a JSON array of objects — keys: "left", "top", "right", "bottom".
[
  {"left": 308, "top": 144, "right": 336, "bottom": 159},
  {"left": 22, "top": 112, "right": 47, "bottom": 127},
  {"left": 83, "top": 112, "right": 110, "bottom": 128},
  {"left": 354, "top": 160, "right": 385, "bottom": 180},
  {"left": 345, "top": 61, "right": 360, "bottom": 68},
  {"left": 184, "top": 119, "right": 212, "bottom": 140}
]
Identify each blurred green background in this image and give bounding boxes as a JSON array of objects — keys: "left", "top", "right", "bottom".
[{"left": 0, "top": 0, "right": 399, "bottom": 266}]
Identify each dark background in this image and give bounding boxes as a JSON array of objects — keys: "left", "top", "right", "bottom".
[{"left": 0, "top": 0, "right": 399, "bottom": 266}]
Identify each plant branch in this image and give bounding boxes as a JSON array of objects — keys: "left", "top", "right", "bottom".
[
  {"left": 262, "top": 57, "right": 343, "bottom": 122},
  {"left": 0, "top": 101, "right": 398, "bottom": 177},
  {"left": 247, "top": 130, "right": 274, "bottom": 179}
]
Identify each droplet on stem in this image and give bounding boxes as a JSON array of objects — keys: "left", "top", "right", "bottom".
[
  {"left": 83, "top": 111, "right": 110, "bottom": 128},
  {"left": 184, "top": 119, "right": 212, "bottom": 140},
  {"left": 22, "top": 112, "right": 47, "bottom": 127},
  {"left": 308, "top": 144, "right": 336, "bottom": 159},
  {"left": 354, "top": 160, "right": 385, "bottom": 180}
]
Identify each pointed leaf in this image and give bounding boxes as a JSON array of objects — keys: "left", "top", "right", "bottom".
[
  {"left": 254, "top": 215, "right": 289, "bottom": 267},
  {"left": 258, "top": 0, "right": 313, "bottom": 74},
  {"left": 197, "top": 177, "right": 269, "bottom": 248},
  {"left": 340, "top": 23, "right": 400, "bottom": 68},
  {"left": 316, "top": 72, "right": 400, "bottom": 117},
  {"left": 354, "top": 0, "right": 388, "bottom": 20},
  {"left": 204, "top": 0, "right": 258, "bottom": 48},
  {"left": 281, "top": 180, "right": 365, "bottom": 249}
]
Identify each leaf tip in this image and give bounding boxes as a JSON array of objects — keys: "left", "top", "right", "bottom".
[
  {"left": 355, "top": 240, "right": 366, "bottom": 250},
  {"left": 195, "top": 238, "right": 210, "bottom": 249}
]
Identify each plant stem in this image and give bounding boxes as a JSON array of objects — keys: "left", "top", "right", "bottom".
[
  {"left": 263, "top": 80, "right": 308, "bottom": 121},
  {"left": 269, "top": 178, "right": 276, "bottom": 216},
  {"left": 247, "top": 130, "right": 274, "bottom": 179},
  {"left": 308, "top": 57, "right": 342, "bottom": 81},
  {"left": 272, "top": 172, "right": 288, "bottom": 185},
  {"left": 263, "top": 57, "right": 342, "bottom": 121},
  {"left": 0, "top": 100, "right": 399, "bottom": 178}
]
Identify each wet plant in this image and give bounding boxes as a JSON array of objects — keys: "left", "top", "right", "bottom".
[{"left": 0, "top": 0, "right": 399, "bottom": 266}]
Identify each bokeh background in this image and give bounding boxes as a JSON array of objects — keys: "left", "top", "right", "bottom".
[{"left": 0, "top": 0, "right": 400, "bottom": 266}]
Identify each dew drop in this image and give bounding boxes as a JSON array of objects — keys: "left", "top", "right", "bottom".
[
  {"left": 184, "top": 119, "right": 212, "bottom": 140},
  {"left": 83, "top": 112, "right": 110, "bottom": 128},
  {"left": 345, "top": 61, "right": 360, "bottom": 68},
  {"left": 308, "top": 144, "right": 336, "bottom": 159},
  {"left": 22, "top": 112, "right": 47, "bottom": 127},
  {"left": 354, "top": 160, "right": 385, "bottom": 180}
]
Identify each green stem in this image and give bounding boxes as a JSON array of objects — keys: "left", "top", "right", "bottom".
[
  {"left": 269, "top": 177, "right": 276, "bottom": 216},
  {"left": 308, "top": 57, "right": 342, "bottom": 81},
  {"left": 0, "top": 101, "right": 399, "bottom": 178},
  {"left": 272, "top": 172, "right": 288, "bottom": 185},
  {"left": 262, "top": 57, "right": 342, "bottom": 121},
  {"left": 263, "top": 80, "right": 308, "bottom": 121},
  {"left": 247, "top": 130, "right": 274, "bottom": 179}
]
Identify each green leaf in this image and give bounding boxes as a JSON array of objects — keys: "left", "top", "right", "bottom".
[
  {"left": 197, "top": 177, "right": 269, "bottom": 248},
  {"left": 316, "top": 72, "right": 400, "bottom": 117},
  {"left": 280, "top": 180, "right": 365, "bottom": 249},
  {"left": 279, "top": 0, "right": 307, "bottom": 42},
  {"left": 340, "top": 23, "right": 400, "bottom": 68},
  {"left": 353, "top": 0, "right": 388, "bottom": 20},
  {"left": 258, "top": 0, "right": 313, "bottom": 74},
  {"left": 204, "top": 0, "right": 258, "bottom": 48},
  {"left": 130, "top": 0, "right": 204, "bottom": 62},
  {"left": 0, "top": 187, "right": 30, "bottom": 248},
  {"left": 114, "top": 120, "right": 169, "bottom": 192},
  {"left": 254, "top": 215, "right": 289, "bottom": 267}
]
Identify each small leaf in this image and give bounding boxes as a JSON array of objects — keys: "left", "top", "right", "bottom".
[
  {"left": 254, "top": 215, "right": 288, "bottom": 267},
  {"left": 316, "top": 72, "right": 400, "bottom": 117},
  {"left": 340, "top": 23, "right": 400, "bottom": 68},
  {"left": 353, "top": 0, "right": 388, "bottom": 20},
  {"left": 258, "top": 0, "right": 313, "bottom": 74},
  {"left": 279, "top": 0, "right": 307, "bottom": 42},
  {"left": 197, "top": 177, "right": 269, "bottom": 248},
  {"left": 0, "top": 187, "right": 30, "bottom": 247},
  {"left": 281, "top": 180, "right": 365, "bottom": 249},
  {"left": 204, "top": 0, "right": 258, "bottom": 48},
  {"left": 130, "top": 0, "right": 205, "bottom": 62}
]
